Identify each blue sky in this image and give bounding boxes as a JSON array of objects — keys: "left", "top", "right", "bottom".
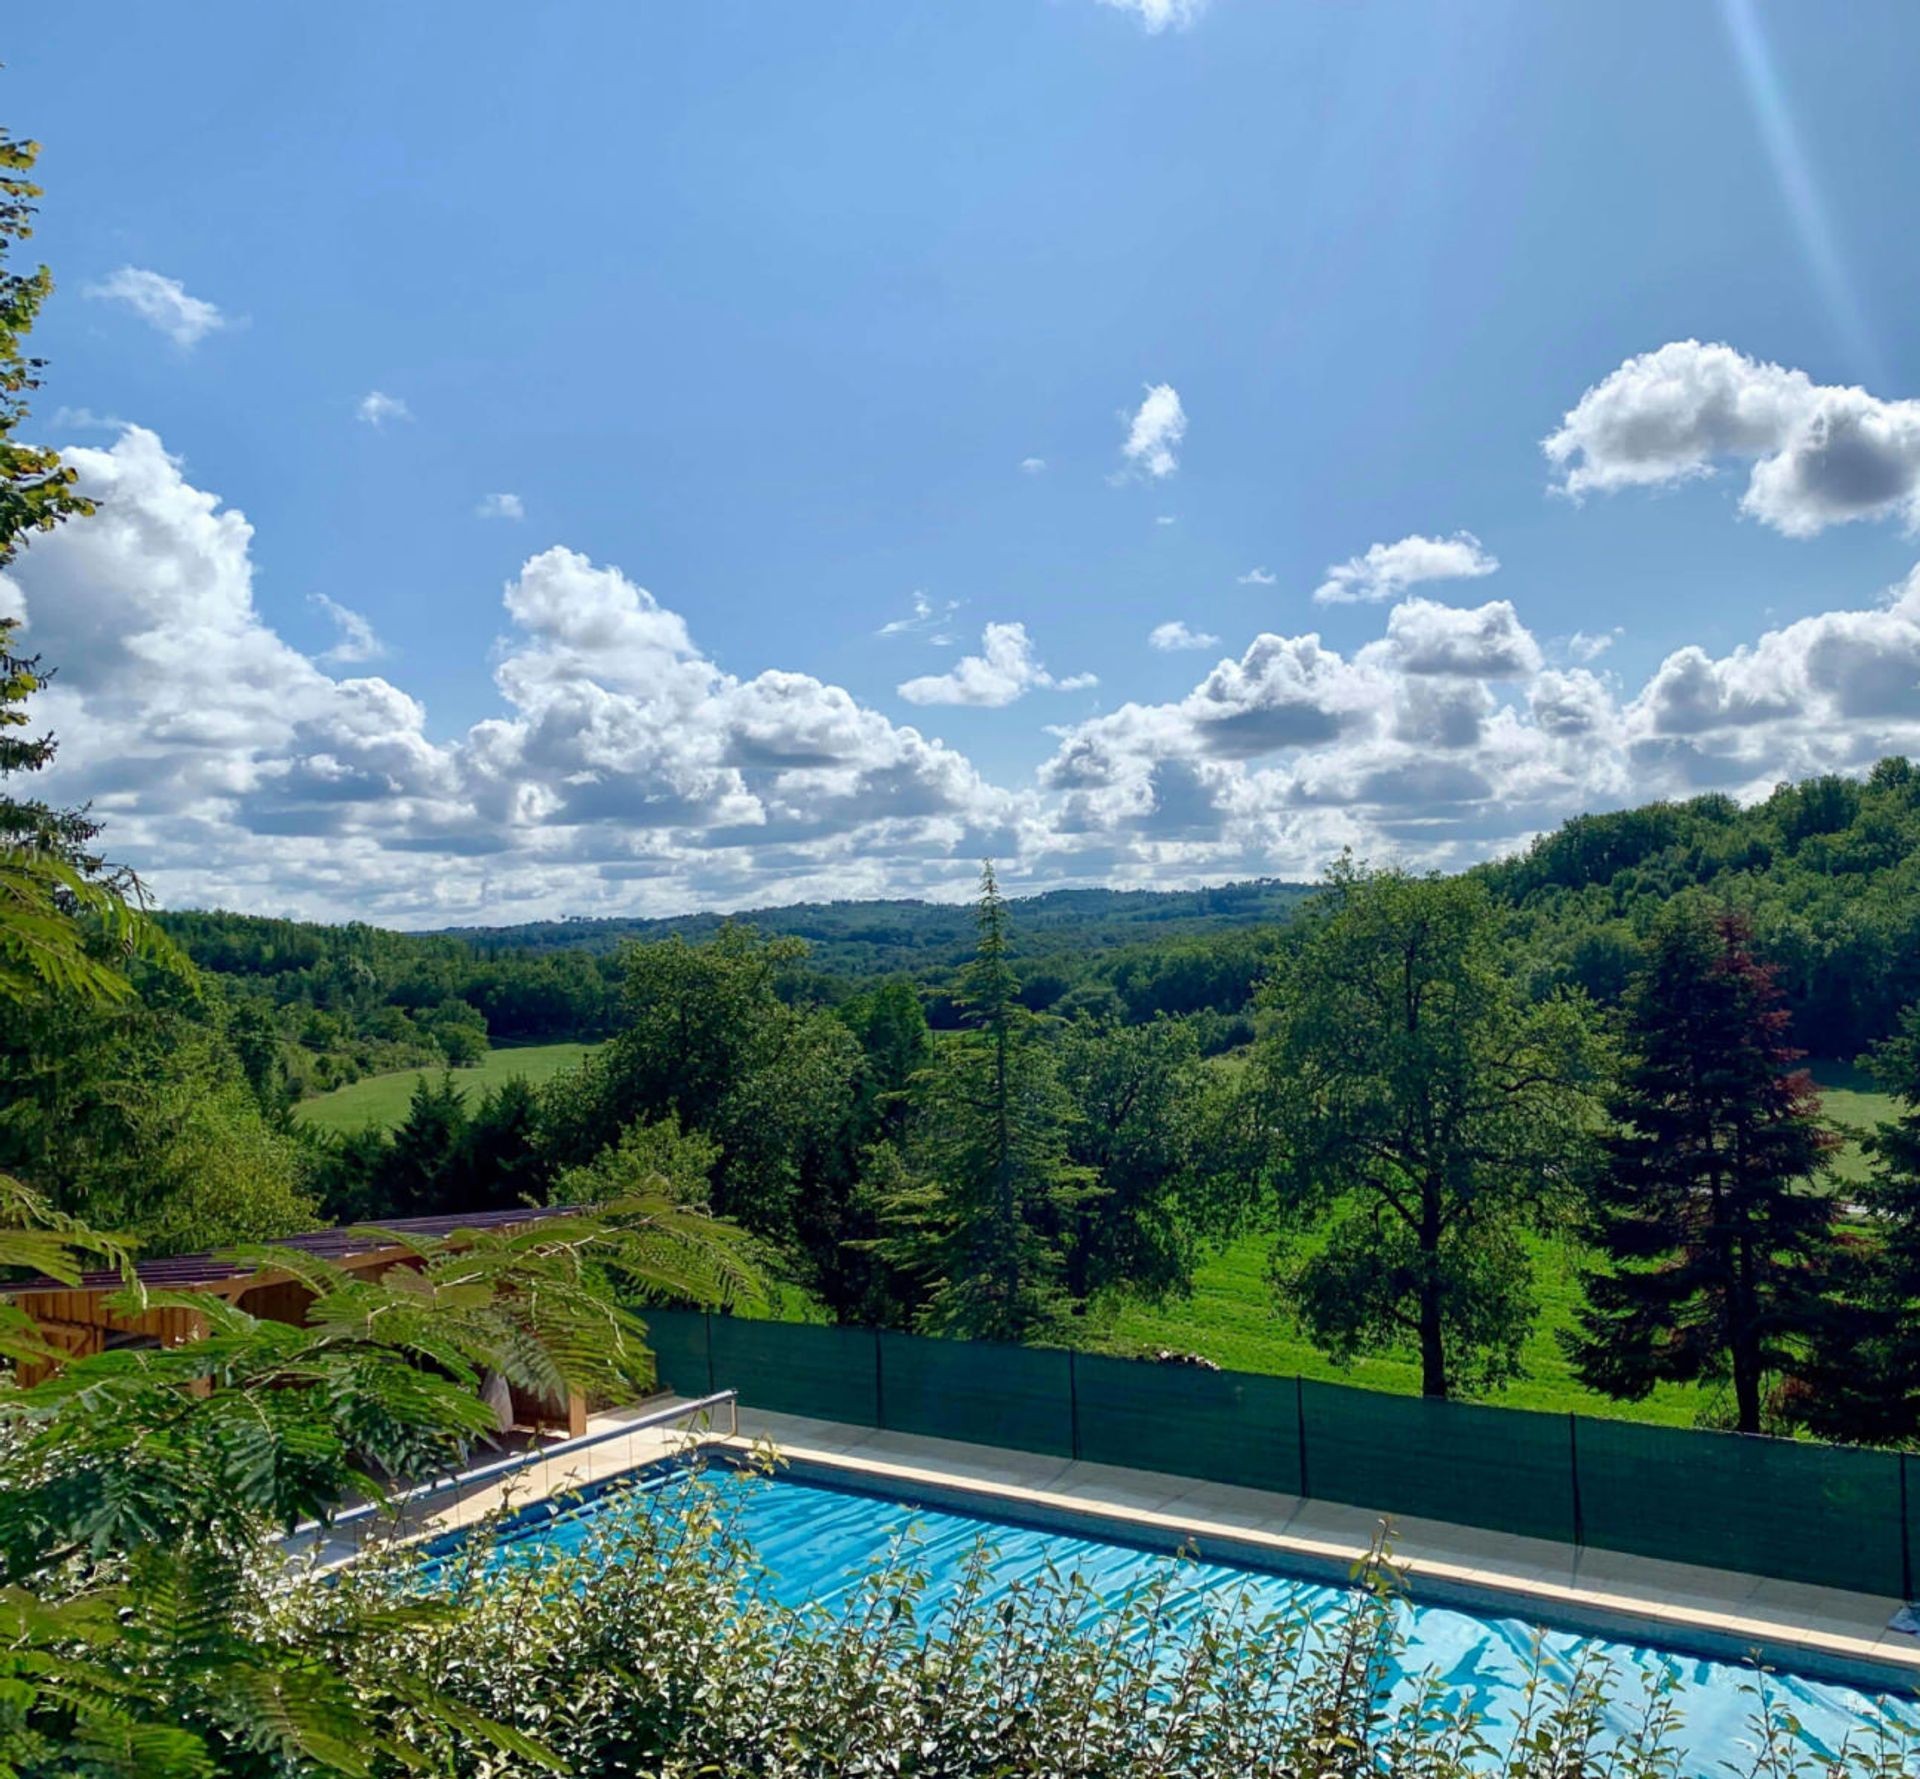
[{"left": 9, "top": 1, "right": 1920, "bottom": 923}]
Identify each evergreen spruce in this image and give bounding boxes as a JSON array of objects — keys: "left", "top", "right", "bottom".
[
  {"left": 1569, "top": 907, "right": 1836, "bottom": 1433},
  {"left": 1794, "top": 1002, "right": 1920, "bottom": 1442},
  {"left": 879, "top": 863, "right": 1095, "bottom": 1340}
]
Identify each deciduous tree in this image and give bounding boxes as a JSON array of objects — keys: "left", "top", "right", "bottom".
[{"left": 1257, "top": 860, "right": 1600, "bottom": 1398}]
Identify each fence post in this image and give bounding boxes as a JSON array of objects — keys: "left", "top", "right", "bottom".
[
  {"left": 1568, "top": 1414, "right": 1585, "bottom": 1551},
  {"left": 1295, "top": 1375, "right": 1311, "bottom": 1499},
  {"left": 1068, "top": 1351, "right": 1081, "bottom": 1462},
  {"left": 1903, "top": 1453, "right": 1913, "bottom": 1603},
  {"left": 874, "top": 1326, "right": 887, "bottom": 1431}
]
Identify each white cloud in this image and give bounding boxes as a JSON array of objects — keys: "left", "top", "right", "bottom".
[
  {"left": 1120, "top": 383, "right": 1186, "bottom": 480},
  {"left": 877, "top": 591, "right": 963, "bottom": 640},
  {"left": 1155, "top": 515, "right": 1177, "bottom": 526},
  {"left": 898, "top": 622, "right": 1097, "bottom": 707},
  {"left": 84, "top": 267, "right": 225, "bottom": 348},
  {"left": 50, "top": 406, "right": 126, "bottom": 432},
  {"left": 476, "top": 492, "right": 525, "bottom": 521},
  {"left": 1367, "top": 597, "right": 1543, "bottom": 679},
  {"left": 1544, "top": 340, "right": 1920, "bottom": 538},
  {"left": 310, "top": 593, "right": 386, "bottom": 665},
  {"left": 1567, "top": 628, "right": 1620, "bottom": 663},
  {"left": 1020, "top": 457, "right": 1047, "bottom": 475},
  {"left": 1312, "top": 531, "right": 1499, "bottom": 605},
  {"left": 23, "top": 423, "right": 1920, "bottom": 921},
  {"left": 357, "top": 391, "right": 412, "bottom": 428},
  {"left": 1095, "top": 0, "right": 1207, "bottom": 32},
  {"left": 0, "top": 427, "right": 1016, "bottom": 923},
  {"left": 1237, "top": 566, "right": 1277, "bottom": 586},
  {"left": 1149, "top": 621, "right": 1220, "bottom": 652}
]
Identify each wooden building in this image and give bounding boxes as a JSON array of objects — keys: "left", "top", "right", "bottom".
[{"left": 1, "top": 1205, "right": 588, "bottom": 1435}]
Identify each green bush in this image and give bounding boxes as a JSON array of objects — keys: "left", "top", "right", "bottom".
[{"left": 311, "top": 1462, "right": 1920, "bottom": 1778}]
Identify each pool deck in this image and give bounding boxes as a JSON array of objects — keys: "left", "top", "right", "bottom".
[{"left": 321, "top": 1394, "right": 1920, "bottom": 1693}]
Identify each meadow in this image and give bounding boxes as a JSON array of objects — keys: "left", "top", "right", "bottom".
[
  {"left": 292, "top": 1042, "right": 597, "bottom": 1135},
  {"left": 1095, "top": 1061, "right": 1896, "bottom": 1428}
]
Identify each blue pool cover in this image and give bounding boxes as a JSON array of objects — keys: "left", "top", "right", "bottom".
[{"left": 471, "top": 1461, "right": 1917, "bottom": 1771}]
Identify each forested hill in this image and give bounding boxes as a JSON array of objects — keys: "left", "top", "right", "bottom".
[
  {"left": 437, "top": 878, "right": 1315, "bottom": 976},
  {"left": 160, "top": 757, "right": 1920, "bottom": 1077},
  {"left": 1483, "top": 759, "right": 1920, "bottom": 1056}
]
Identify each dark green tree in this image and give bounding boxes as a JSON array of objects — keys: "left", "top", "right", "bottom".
[
  {"left": 539, "top": 925, "right": 861, "bottom": 1284},
  {"left": 838, "top": 977, "right": 932, "bottom": 1144},
  {"left": 456, "top": 1074, "right": 549, "bottom": 1210},
  {"left": 1057, "top": 1015, "right": 1256, "bottom": 1305},
  {"left": 1783, "top": 1001, "right": 1920, "bottom": 1444},
  {"left": 877, "top": 864, "right": 1095, "bottom": 1341},
  {"left": 1257, "top": 861, "right": 1601, "bottom": 1398},
  {"left": 381, "top": 1073, "right": 473, "bottom": 1218},
  {"left": 1568, "top": 907, "right": 1836, "bottom": 1434}
]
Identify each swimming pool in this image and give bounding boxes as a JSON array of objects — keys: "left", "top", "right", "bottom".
[{"left": 475, "top": 1459, "right": 1917, "bottom": 1772}]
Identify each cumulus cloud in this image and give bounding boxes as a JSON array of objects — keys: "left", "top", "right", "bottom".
[
  {"left": 1312, "top": 531, "right": 1499, "bottom": 605},
  {"left": 84, "top": 267, "right": 225, "bottom": 348},
  {"left": 476, "top": 492, "right": 525, "bottom": 520},
  {"left": 0, "top": 428, "right": 1016, "bottom": 923},
  {"left": 1020, "top": 457, "right": 1047, "bottom": 475},
  {"left": 21, "top": 424, "right": 1920, "bottom": 922},
  {"left": 1095, "top": 0, "right": 1207, "bottom": 31},
  {"left": 1368, "top": 597, "right": 1544, "bottom": 679},
  {"left": 310, "top": 593, "right": 386, "bottom": 665},
  {"left": 898, "top": 622, "right": 1097, "bottom": 707},
  {"left": 1120, "top": 384, "right": 1186, "bottom": 480},
  {"left": 1149, "top": 621, "right": 1220, "bottom": 652},
  {"left": 357, "top": 391, "right": 412, "bottom": 428},
  {"left": 1237, "top": 566, "right": 1277, "bottom": 585},
  {"left": 1544, "top": 340, "right": 1920, "bottom": 538}
]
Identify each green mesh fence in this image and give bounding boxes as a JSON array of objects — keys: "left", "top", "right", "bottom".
[
  {"left": 636, "top": 1313, "right": 1912, "bottom": 1595},
  {"left": 710, "top": 1317, "right": 880, "bottom": 1425},
  {"left": 641, "top": 1308, "right": 711, "bottom": 1397},
  {"left": 1574, "top": 1416, "right": 1904, "bottom": 1596},
  {"left": 1300, "top": 1382, "right": 1576, "bottom": 1545},
  {"left": 1074, "top": 1354, "right": 1303, "bottom": 1494},
  {"left": 878, "top": 1331, "right": 1073, "bottom": 1458}
]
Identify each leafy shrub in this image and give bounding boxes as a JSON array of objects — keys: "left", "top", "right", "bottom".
[{"left": 311, "top": 1461, "right": 1920, "bottom": 1778}]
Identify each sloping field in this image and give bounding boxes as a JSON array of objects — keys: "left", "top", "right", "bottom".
[{"left": 293, "top": 1042, "right": 596, "bottom": 1135}]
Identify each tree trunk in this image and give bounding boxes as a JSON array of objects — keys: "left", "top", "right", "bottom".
[
  {"left": 1419, "top": 1180, "right": 1447, "bottom": 1398},
  {"left": 1418, "top": 1279, "right": 1448, "bottom": 1399}
]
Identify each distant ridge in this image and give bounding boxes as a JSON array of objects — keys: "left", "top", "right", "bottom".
[{"left": 433, "top": 879, "right": 1316, "bottom": 976}]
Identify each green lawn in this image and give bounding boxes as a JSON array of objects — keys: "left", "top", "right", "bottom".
[
  {"left": 1098, "top": 1230, "right": 1714, "bottom": 1428},
  {"left": 1096, "top": 1061, "right": 1903, "bottom": 1427},
  {"left": 293, "top": 1042, "right": 597, "bottom": 1135},
  {"left": 1811, "top": 1060, "right": 1895, "bottom": 1187}
]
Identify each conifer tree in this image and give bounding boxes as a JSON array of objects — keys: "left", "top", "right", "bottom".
[
  {"left": 1793, "top": 1001, "right": 1920, "bottom": 1443},
  {"left": 879, "top": 863, "right": 1095, "bottom": 1340},
  {"left": 1569, "top": 907, "right": 1836, "bottom": 1433}
]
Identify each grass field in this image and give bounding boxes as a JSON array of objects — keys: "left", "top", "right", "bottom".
[
  {"left": 293, "top": 1042, "right": 597, "bottom": 1135},
  {"left": 1097, "top": 1230, "right": 1716, "bottom": 1427},
  {"left": 1811, "top": 1060, "right": 1895, "bottom": 1187},
  {"left": 1094, "top": 1059, "right": 1902, "bottom": 1429}
]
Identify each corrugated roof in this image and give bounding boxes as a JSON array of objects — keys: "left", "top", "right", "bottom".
[{"left": 1, "top": 1204, "right": 588, "bottom": 1298}]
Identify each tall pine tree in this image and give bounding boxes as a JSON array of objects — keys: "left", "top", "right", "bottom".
[
  {"left": 878, "top": 863, "right": 1094, "bottom": 1341},
  {"left": 1569, "top": 907, "right": 1836, "bottom": 1433},
  {"left": 1793, "top": 1001, "right": 1920, "bottom": 1443}
]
